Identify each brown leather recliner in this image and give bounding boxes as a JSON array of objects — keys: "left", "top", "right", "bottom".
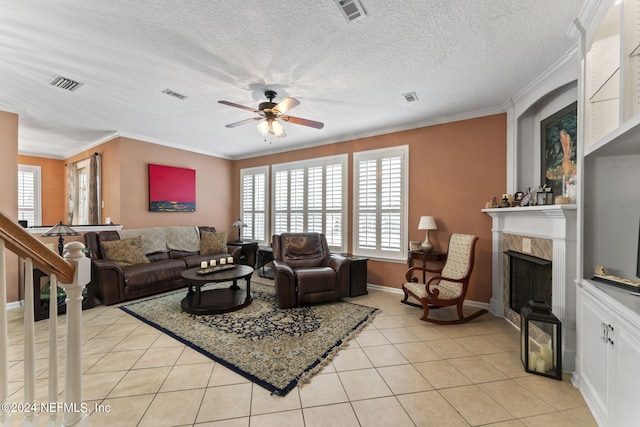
[{"left": 272, "top": 233, "right": 350, "bottom": 309}]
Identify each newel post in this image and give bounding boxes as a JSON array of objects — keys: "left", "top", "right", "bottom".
[{"left": 59, "top": 241, "right": 91, "bottom": 427}]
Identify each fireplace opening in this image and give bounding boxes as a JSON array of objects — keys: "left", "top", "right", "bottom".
[{"left": 505, "top": 250, "right": 552, "bottom": 314}]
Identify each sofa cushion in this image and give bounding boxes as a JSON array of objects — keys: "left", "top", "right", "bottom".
[
  {"left": 201, "top": 231, "right": 228, "bottom": 255},
  {"left": 122, "top": 259, "right": 185, "bottom": 289},
  {"left": 100, "top": 236, "right": 150, "bottom": 267}
]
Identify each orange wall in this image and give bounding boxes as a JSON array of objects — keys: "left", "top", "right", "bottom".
[
  {"left": 1, "top": 110, "right": 20, "bottom": 302},
  {"left": 18, "top": 155, "right": 65, "bottom": 225},
  {"left": 233, "top": 114, "right": 507, "bottom": 303},
  {"left": 10, "top": 114, "right": 506, "bottom": 304},
  {"left": 112, "top": 137, "right": 236, "bottom": 236}
]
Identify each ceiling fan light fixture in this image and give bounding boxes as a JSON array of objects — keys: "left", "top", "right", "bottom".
[
  {"left": 271, "top": 119, "right": 285, "bottom": 137},
  {"left": 257, "top": 118, "right": 286, "bottom": 138},
  {"left": 257, "top": 119, "right": 270, "bottom": 136}
]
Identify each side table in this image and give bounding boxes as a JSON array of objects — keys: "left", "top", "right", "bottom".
[
  {"left": 227, "top": 241, "right": 259, "bottom": 266},
  {"left": 341, "top": 254, "right": 369, "bottom": 297},
  {"left": 31, "top": 268, "right": 95, "bottom": 321},
  {"left": 407, "top": 250, "right": 447, "bottom": 284},
  {"left": 256, "top": 247, "right": 274, "bottom": 279}
]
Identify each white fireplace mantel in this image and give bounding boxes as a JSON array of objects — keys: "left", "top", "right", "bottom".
[{"left": 482, "top": 204, "right": 578, "bottom": 371}]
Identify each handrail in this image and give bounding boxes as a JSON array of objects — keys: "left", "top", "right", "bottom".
[{"left": 0, "top": 209, "right": 75, "bottom": 283}]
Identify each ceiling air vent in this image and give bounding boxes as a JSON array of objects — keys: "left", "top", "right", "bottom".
[
  {"left": 162, "top": 89, "right": 187, "bottom": 100},
  {"left": 402, "top": 92, "right": 418, "bottom": 102},
  {"left": 334, "top": 0, "right": 367, "bottom": 23},
  {"left": 49, "top": 75, "right": 83, "bottom": 92}
]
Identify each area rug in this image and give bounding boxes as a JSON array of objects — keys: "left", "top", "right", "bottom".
[{"left": 119, "top": 282, "right": 378, "bottom": 396}]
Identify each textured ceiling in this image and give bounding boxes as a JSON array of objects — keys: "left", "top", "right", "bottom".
[{"left": 1, "top": 0, "right": 585, "bottom": 160}]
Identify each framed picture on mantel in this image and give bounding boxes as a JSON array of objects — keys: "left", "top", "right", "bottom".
[
  {"left": 541, "top": 101, "right": 577, "bottom": 197},
  {"left": 148, "top": 164, "right": 196, "bottom": 212}
]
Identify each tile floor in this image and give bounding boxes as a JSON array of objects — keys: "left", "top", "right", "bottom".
[{"left": 5, "top": 274, "right": 597, "bottom": 426}]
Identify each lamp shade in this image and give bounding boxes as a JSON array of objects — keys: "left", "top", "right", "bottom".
[
  {"left": 41, "top": 221, "right": 79, "bottom": 256},
  {"left": 232, "top": 220, "right": 247, "bottom": 228},
  {"left": 41, "top": 221, "right": 79, "bottom": 237},
  {"left": 418, "top": 216, "right": 437, "bottom": 230}
]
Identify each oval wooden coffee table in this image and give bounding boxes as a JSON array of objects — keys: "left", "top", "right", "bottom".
[{"left": 181, "top": 264, "right": 254, "bottom": 314}]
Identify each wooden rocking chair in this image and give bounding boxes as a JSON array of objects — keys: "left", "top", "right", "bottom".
[{"left": 401, "top": 233, "right": 487, "bottom": 325}]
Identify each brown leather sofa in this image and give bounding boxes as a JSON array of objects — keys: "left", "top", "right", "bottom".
[
  {"left": 272, "top": 233, "right": 350, "bottom": 308},
  {"left": 84, "top": 226, "right": 240, "bottom": 305}
]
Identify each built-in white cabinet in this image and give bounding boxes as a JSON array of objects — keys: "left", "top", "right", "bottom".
[
  {"left": 577, "top": 281, "right": 640, "bottom": 427},
  {"left": 576, "top": 0, "right": 640, "bottom": 425}
]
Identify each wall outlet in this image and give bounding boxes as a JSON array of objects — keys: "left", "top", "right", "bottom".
[{"left": 522, "top": 238, "right": 532, "bottom": 254}]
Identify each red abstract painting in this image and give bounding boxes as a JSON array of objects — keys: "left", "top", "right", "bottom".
[{"left": 149, "top": 164, "right": 196, "bottom": 212}]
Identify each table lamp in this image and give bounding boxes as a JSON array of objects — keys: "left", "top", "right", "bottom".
[
  {"left": 232, "top": 219, "right": 247, "bottom": 242},
  {"left": 418, "top": 216, "right": 437, "bottom": 252},
  {"left": 41, "top": 221, "right": 80, "bottom": 255}
]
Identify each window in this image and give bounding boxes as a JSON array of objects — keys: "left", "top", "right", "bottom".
[
  {"left": 67, "top": 153, "right": 101, "bottom": 225},
  {"left": 272, "top": 155, "right": 347, "bottom": 252},
  {"left": 353, "top": 146, "right": 408, "bottom": 260},
  {"left": 73, "top": 159, "right": 90, "bottom": 225},
  {"left": 18, "top": 164, "right": 42, "bottom": 227},
  {"left": 240, "top": 166, "right": 269, "bottom": 245}
]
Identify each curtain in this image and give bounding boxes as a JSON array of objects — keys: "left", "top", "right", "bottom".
[
  {"left": 66, "top": 161, "right": 76, "bottom": 225},
  {"left": 88, "top": 153, "right": 101, "bottom": 224}
]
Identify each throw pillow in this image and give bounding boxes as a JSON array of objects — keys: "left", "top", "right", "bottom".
[
  {"left": 100, "top": 236, "right": 151, "bottom": 267},
  {"left": 201, "top": 231, "right": 228, "bottom": 255}
]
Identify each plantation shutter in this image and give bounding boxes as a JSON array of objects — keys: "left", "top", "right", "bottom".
[
  {"left": 18, "top": 165, "right": 41, "bottom": 227},
  {"left": 353, "top": 146, "right": 407, "bottom": 260},
  {"left": 240, "top": 166, "right": 268, "bottom": 245},
  {"left": 271, "top": 155, "right": 347, "bottom": 252}
]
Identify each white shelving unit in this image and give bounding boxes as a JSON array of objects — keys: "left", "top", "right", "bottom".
[{"left": 576, "top": 1, "right": 640, "bottom": 425}]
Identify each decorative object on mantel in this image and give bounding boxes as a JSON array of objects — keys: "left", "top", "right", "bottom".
[
  {"left": 501, "top": 194, "right": 511, "bottom": 208},
  {"left": 485, "top": 195, "right": 498, "bottom": 209},
  {"left": 41, "top": 221, "right": 79, "bottom": 255},
  {"left": 512, "top": 191, "right": 524, "bottom": 207},
  {"left": 520, "top": 300, "right": 562, "bottom": 380},
  {"left": 417, "top": 216, "right": 437, "bottom": 252},
  {"left": 536, "top": 185, "right": 554, "bottom": 206},
  {"left": 232, "top": 219, "right": 247, "bottom": 242},
  {"left": 520, "top": 190, "right": 533, "bottom": 207},
  {"left": 593, "top": 265, "right": 640, "bottom": 293}
]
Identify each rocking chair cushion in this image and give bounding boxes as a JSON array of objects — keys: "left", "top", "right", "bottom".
[
  {"left": 440, "top": 234, "right": 475, "bottom": 280},
  {"left": 403, "top": 279, "right": 463, "bottom": 301}
]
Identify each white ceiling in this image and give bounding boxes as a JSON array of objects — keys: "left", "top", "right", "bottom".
[{"left": 1, "top": 0, "right": 586, "bottom": 160}]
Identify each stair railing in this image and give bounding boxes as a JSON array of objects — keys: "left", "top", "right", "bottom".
[{"left": 0, "top": 210, "right": 90, "bottom": 427}]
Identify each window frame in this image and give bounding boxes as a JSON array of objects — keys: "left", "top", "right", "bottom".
[
  {"left": 352, "top": 145, "right": 409, "bottom": 261},
  {"left": 271, "top": 154, "right": 348, "bottom": 253},
  {"left": 239, "top": 165, "right": 269, "bottom": 246},
  {"left": 18, "top": 164, "right": 42, "bottom": 227}
]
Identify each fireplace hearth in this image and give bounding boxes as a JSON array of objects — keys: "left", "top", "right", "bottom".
[{"left": 505, "top": 250, "right": 552, "bottom": 313}]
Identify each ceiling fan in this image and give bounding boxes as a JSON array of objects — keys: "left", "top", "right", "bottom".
[{"left": 218, "top": 90, "right": 324, "bottom": 138}]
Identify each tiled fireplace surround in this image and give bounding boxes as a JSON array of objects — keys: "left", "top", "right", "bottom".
[{"left": 483, "top": 205, "right": 577, "bottom": 372}]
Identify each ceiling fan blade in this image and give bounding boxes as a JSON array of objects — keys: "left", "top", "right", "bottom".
[
  {"left": 281, "top": 115, "right": 324, "bottom": 129},
  {"left": 218, "top": 100, "right": 259, "bottom": 113},
  {"left": 273, "top": 97, "right": 300, "bottom": 114},
  {"left": 225, "top": 117, "right": 262, "bottom": 128}
]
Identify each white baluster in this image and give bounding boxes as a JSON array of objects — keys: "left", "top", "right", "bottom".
[
  {"left": 47, "top": 274, "right": 60, "bottom": 427},
  {"left": 23, "top": 258, "right": 37, "bottom": 426},
  {"left": 58, "top": 242, "right": 90, "bottom": 427},
  {"left": 0, "top": 239, "right": 12, "bottom": 427}
]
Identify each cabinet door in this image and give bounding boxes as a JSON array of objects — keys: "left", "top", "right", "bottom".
[
  {"left": 612, "top": 315, "right": 640, "bottom": 427},
  {"left": 578, "top": 288, "right": 612, "bottom": 423}
]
